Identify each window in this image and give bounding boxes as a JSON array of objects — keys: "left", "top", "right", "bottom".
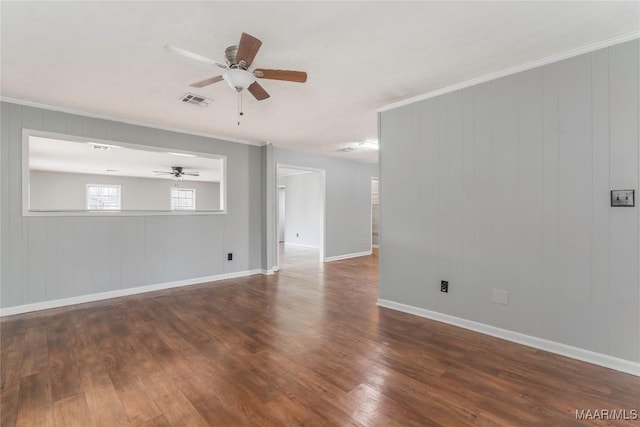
[
  {"left": 171, "top": 188, "right": 196, "bottom": 210},
  {"left": 24, "top": 129, "right": 226, "bottom": 216},
  {"left": 87, "top": 184, "right": 121, "bottom": 210}
]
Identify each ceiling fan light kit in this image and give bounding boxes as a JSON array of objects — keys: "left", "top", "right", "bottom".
[
  {"left": 222, "top": 68, "right": 256, "bottom": 92},
  {"left": 166, "top": 32, "right": 307, "bottom": 124}
]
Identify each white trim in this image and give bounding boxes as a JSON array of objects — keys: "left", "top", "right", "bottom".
[
  {"left": 261, "top": 269, "right": 276, "bottom": 275},
  {"left": 275, "top": 163, "right": 326, "bottom": 269},
  {"left": 377, "top": 32, "right": 640, "bottom": 112},
  {"left": 22, "top": 128, "right": 227, "bottom": 216},
  {"left": 284, "top": 242, "right": 320, "bottom": 249},
  {"left": 0, "top": 269, "right": 262, "bottom": 317},
  {"left": 2, "top": 96, "right": 261, "bottom": 147},
  {"left": 372, "top": 244, "right": 379, "bottom": 249},
  {"left": 324, "top": 250, "right": 372, "bottom": 262},
  {"left": 377, "top": 299, "right": 640, "bottom": 377}
]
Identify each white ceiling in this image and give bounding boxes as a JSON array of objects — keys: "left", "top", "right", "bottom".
[
  {"left": 2, "top": 2, "right": 639, "bottom": 164},
  {"left": 29, "top": 136, "right": 223, "bottom": 182}
]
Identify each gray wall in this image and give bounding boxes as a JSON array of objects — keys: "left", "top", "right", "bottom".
[
  {"left": 379, "top": 40, "right": 639, "bottom": 363},
  {"left": 30, "top": 170, "right": 221, "bottom": 211},
  {"left": 279, "top": 172, "right": 322, "bottom": 247},
  {"left": 1, "top": 102, "right": 263, "bottom": 308},
  {"left": 272, "top": 147, "right": 379, "bottom": 262}
]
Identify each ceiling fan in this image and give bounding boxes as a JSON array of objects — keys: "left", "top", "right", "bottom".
[
  {"left": 153, "top": 166, "right": 200, "bottom": 179},
  {"left": 165, "top": 32, "right": 307, "bottom": 103}
]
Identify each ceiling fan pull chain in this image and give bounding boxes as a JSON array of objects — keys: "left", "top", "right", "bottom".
[{"left": 237, "top": 91, "right": 241, "bottom": 125}]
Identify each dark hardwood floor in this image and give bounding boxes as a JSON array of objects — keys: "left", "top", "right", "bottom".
[{"left": 1, "top": 249, "right": 639, "bottom": 426}]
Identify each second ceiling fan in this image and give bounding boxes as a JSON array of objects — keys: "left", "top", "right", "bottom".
[{"left": 166, "top": 32, "right": 307, "bottom": 102}]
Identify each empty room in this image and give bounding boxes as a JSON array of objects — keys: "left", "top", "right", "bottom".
[{"left": 1, "top": 2, "right": 639, "bottom": 426}]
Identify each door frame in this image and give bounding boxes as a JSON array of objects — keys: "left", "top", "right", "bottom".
[
  {"left": 371, "top": 177, "right": 379, "bottom": 251},
  {"left": 275, "top": 163, "right": 326, "bottom": 270}
]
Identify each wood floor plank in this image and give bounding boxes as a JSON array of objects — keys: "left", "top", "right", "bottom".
[
  {"left": 1, "top": 246, "right": 638, "bottom": 426},
  {"left": 83, "top": 385, "right": 130, "bottom": 427},
  {"left": 0, "top": 383, "right": 21, "bottom": 427},
  {"left": 142, "top": 371, "right": 210, "bottom": 427},
  {"left": 15, "top": 371, "right": 53, "bottom": 427},
  {"left": 53, "top": 393, "right": 94, "bottom": 427},
  {"left": 20, "top": 325, "right": 48, "bottom": 377},
  {"left": 47, "top": 318, "right": 82, "bottom": 402}
]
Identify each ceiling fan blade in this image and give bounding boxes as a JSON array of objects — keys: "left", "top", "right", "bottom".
[
  {"left": 189, "top": 76, "right": 224, "bottom": 88},
  {"left": 247, "top": 82, "right": 270, "bottom": 101},
  {"left": 253, "top": 69, "right": 307, "bottom": 83},
  {"left": 164, "top": 45, "right": 227, "bottom": 68},
  {"left": 153, "top": 171, "right": 172, "bottom": 175},
  {"left": 236, "top": 33, "right": 262, "bottom": 68}
]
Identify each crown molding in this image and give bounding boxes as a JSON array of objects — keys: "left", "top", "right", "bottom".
[
  {"left": 377, "top": 31, "right": 640, "bottom": 112},
  {"left": 0, "top": 96, "right": 263, "bottom": 147}
]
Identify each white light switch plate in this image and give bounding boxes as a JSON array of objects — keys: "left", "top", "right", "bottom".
[{"left": 611, "top": 190, "right": 635, "bottom": 207}]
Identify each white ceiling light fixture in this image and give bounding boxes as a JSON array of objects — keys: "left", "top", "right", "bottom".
[
  {"left": 166, "top": 32, "right": 307, "bottom": 126},
  {"left": 332, "top": 138, "right": 378, "bottom": 153},
  {"left": 90, "top": 143, "right": 117, "bottom": 150},
  {"left": 359, "top": 139, "right": 379, "bottom": 150},
  {"left": 222, "top": 68, "right": 256, "bottom": 92}
]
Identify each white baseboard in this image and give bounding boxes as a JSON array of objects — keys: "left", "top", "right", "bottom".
[
  {"left": 0, "top": 269, "right": 263, "bottom": 317},
  {"left": 372, "top": 244, "right": 379, "bottom": 249},
  {"left": 261, "top": 268, "right": 276, "bottom": 275},
  {"left": 284, "top": 242, "right": 320, "bottom": 249},
  {"left": 325, "top": 250, "right": 372, "bottom": 262},
  {"left": 377, "top": 299, "right": 640, "bottom": 377}
]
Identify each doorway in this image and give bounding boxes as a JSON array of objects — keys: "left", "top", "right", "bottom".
[
  {"left": 278, "top": 186, "right": 286, "bottom": 243},
  {"left": 371, "top": 177, "right": 379, "bottom": 255},
  {"left": 276, "top": 164, "right": 325, "bottom": 269}
]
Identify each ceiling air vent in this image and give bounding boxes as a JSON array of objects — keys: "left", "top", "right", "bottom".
[{"left": 179, "top": 93, "right": 212, "bottom": 107}]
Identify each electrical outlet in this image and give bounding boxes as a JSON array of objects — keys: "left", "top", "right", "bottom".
[
  {"left": 440, "top": 281, "right": 448, "bottom": 293},
  {"left": 227, "top": 253, "right": 233, "bottom": 261},
  {"left": 492, "top": 289, "right": 508, "bottom": 305}
]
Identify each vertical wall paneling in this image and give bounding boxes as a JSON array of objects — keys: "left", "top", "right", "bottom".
[
  {"left": 515, "top": 68, "right": 544, "bottom": 337},
  {"left": 446, "top": 92, "right": 464, "bottom": 315},
  {"left": 0, "top": 102, "right": 263, "bottom": 310},
  {"left": 591, "top": 49, "right": 612, "bottom": 356},
  {"left": 541, "top": 63, "right": 560, "bottom": 346},
  {"left": 56, "top": 218, "right": 75, "bottom": 299},
  {"left": 380, "top": 105, "right": 424, "bottom": 305},
  {"left": 437, "top": 97, "right": 450, "bottom": 311},
  {"left": 1, "top": 106, "right": 11, "bottom": 306},
  {"left": 472, "top": 82, "right": 494, "bottom": 326},
  {"left": 379, "top": 40, "right": 640, "bottom": 363},
  {"left": 489, "top": 76, "right": 520, "bottom": 330},
  {"left": 9, "top": 104, "right": 26, "bottom": 307},
  {"left": 608, "top": 41, "right": 639, "bottom": 361},
  {"left": 459, "top": 87, "right": 479, "bottom": 319},
  {"left": 556, "top": 53, "right": 593, "bottom": 350},
  {"left": 419, "top": 99, "right": 441, "bottom": 310}
]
